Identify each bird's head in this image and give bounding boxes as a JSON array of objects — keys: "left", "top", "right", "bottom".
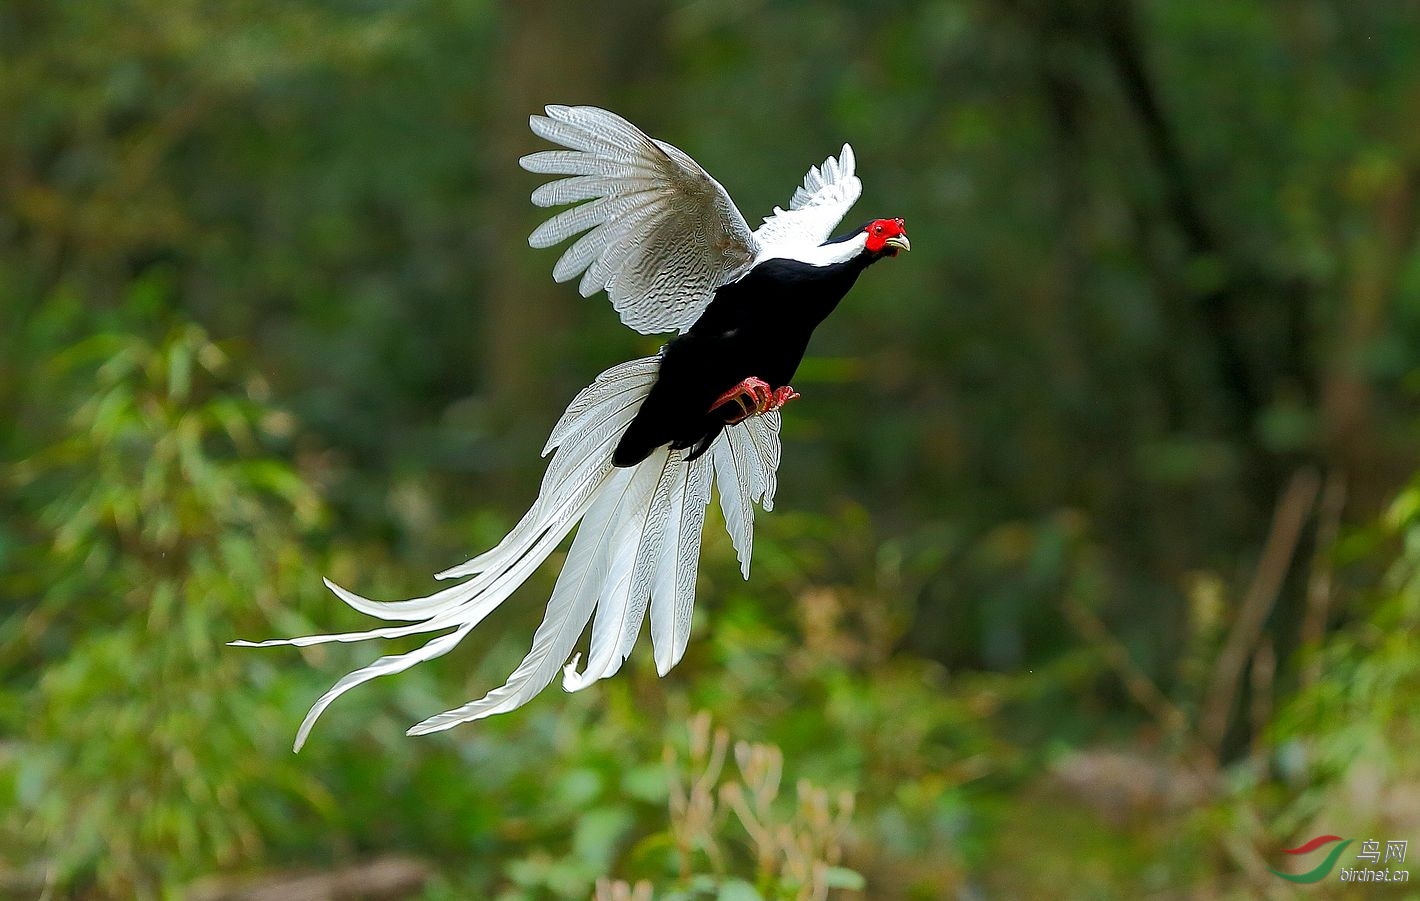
[
  {"left": 863, "top": 218, "right": 910, "bottom": 258},
  {"left": 803, "top": 217, "right": 911, "bottom": 267}
]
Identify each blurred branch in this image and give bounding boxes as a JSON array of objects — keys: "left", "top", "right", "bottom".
[
  {"left": 1062, "top": 597, "right": 1190, "bottom": 740},
  {"left": 188, "top": 857, "right": 431, "bottom": 901},
  {"left": 1300, "top": 471, "right": 1347, "bottom": 688},
  {"left": 1200, "top": 469, "right": 1320, "bottom": 751}
]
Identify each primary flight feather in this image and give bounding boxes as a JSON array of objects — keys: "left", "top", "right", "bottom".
[{"left": 236, "top": 105, "right": 910, "bottom": 750}]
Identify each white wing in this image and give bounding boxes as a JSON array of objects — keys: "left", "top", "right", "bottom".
[
  {"left": 522, "top": 105, "right": 761, "bottom": 335},
  {"left": 752, "top": 144, "right": 862, "bottom": 256}
]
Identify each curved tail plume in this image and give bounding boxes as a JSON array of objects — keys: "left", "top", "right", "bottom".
[{"left": 234, "top": 357, "right": 781, "bottom": 750}]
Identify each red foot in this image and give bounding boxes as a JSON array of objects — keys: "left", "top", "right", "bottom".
[
  {"left": 711, "top": 377, "right": 772, "bottom": 424},
  {"left": 709, "top": 378, "right": 800, "bottom": 424}
]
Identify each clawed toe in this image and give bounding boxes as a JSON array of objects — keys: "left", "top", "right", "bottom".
[
  {"left": 709, "top": 378, "right": 800, "bottom": 424},
  {"left": 771, "top": 386, "right": 800, "bottom": 408}
]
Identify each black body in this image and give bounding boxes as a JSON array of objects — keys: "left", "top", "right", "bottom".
[{"left": 613, "top": 250, "right": 880, "bottom": 467}]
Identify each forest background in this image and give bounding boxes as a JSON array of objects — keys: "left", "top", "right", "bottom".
[{"left": 3, "top": 1, "right": 1419, "bottom": 897}]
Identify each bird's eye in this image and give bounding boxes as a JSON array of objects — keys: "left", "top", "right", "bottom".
[{"left": 873, "top": 225, "right": 883, "bottom": 234}]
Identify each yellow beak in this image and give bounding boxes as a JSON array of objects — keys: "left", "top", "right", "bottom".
[{"left": 884, "top": 234, "right": 911, "bottom": 253}]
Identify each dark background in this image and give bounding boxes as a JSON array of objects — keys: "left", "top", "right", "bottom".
[{"left": 3, "top": 1, "right": 1418, "bottom": 897}]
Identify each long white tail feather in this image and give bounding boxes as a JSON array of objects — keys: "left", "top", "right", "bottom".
[
  {"left": 617, "top": 453, "right": 680, "bottom": 666},
  {"left": 409, "top": 463, "right": 642, "bottom": 732},
  {"left": 647, "top": 456, "right": 688, "bottom": 674},
  {"left": 230, "top": 612, "right": 459, "bottom": 648},
  {"left": 654, "top": 454, "right": 714, "bottom": 675},
  {"left": 235, "top": 355, "right": 780, "bottom": 748},
  {"left": 741, "top": 411, "right": 782, "bottom": 511},
  {"left": 543, "top": 357, "right": 661, "bottom": 454},
  {"left": 561, "top": 447, "right": 669, "bottom": 692},
  {"left": 291, "top": 622, "right": 474, "bottom": 752},
  {"left": 248, "top": 453, "right": 607, "bottom": 645},
  {"left": 434, "top": 401, "right": 636, "bottom": 583},
  {"left": 439, "top": 358, "right": 656, "bottom": 582},
  {"left": 714, "top": 433, "right": 755, "bottom": 579}
]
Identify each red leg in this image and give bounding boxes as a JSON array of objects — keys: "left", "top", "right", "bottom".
[
  {"left": 710, "top": 377, "right": 772, "bottom": 424},
  {"left": 710, "top": 379, "right": 801, "bottom": 424}
]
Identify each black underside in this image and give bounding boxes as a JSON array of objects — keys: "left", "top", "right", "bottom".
[{"left": 612, "top": 252, "right": 875, "bottom": 467}]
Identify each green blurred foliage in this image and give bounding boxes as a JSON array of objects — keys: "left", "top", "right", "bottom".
[{"left": 2, "top": 0, "right": 1418, "bottom": 897}]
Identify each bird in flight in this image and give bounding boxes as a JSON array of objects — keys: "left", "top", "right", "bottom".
[{"left": 237, "top": 105, "right": 910, "bottom": 750}]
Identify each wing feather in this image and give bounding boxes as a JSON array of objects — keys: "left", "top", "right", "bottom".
[
  {"left": 753, "top": 144, "right": 862, "bottom": 255},
  {"left": 522, "top": 105, "right": 759, "bottom": 334},
  {"left": 520, "top": 149, "right": 630, "bottom": 178}
]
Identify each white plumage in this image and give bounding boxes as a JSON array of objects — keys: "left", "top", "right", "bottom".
[
  {"left": 236, "top": 358, "right": 780, "bottom": 749},
  {"left": 522, "top": 105, "right": 862, "bottom": 334},
  {"left": 238, "top": 105, "right": 868, "bottom": 749},
  {"left": 523, "top": 106, "right": 759, "bottom": 335},
  {"left": 753, "top": 144, "right": 862, "bottom": 254}
]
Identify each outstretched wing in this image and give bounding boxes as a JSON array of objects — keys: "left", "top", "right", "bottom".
[
  {"left": 522, "top": 105, "right": 761, "bottom": 335},
  {"left": 751, "top": 144, "right": 862, "bottom": 255}
]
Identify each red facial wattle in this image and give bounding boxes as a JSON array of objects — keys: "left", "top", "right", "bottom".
[{"left": 864, "top": 217, "right": 910, "bottom": 255}]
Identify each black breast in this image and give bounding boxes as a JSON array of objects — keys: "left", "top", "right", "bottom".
[{"left": 611, "top": 254, "right": 869, "bottom": 467}]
